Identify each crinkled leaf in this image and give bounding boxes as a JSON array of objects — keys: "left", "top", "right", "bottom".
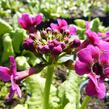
[
  {"left": 91, "top": 18, "right": 100, "bottom": 32},
  {"left": 22, "top": 50, "right": 41, "bottom": 66},
  {"left": 24, "top": 74, "right": 59, "bottom": 109},
  {"left": 15, "top": 56, "right": 30, "bottom": 71},
  {"left": 11, "top": 28, "right": 27, "bottom": 54},
  {"left": 2, "top": 33, "right": 15, "bottom": 63},
  {"left": 74, "top": 19, "right": 86, "bottom": 28},
  {"left": 77, "top": 27, "right": 86, "bottom": 40},
  {"left": 0, "top": 18, "right": 12, "bottom": 36},
  {"left": 58, "top": 70, "right": 81, "bottom": 109}
]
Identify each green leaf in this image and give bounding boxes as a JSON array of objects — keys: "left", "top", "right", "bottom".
[
  {"left": 77, "top": 27, "right": 86, "bottom": 40},
  {"left": 91, "top": 18, "right": 100, "bottom": 32},
  {"left": 11, "top": 29, "right": 27, "bottom": 54},
  {"left": 24, "top": 74, "right": 44, "bottom": 109},
  {"left": 59, "top": 55, "right": 74, "bottom": 63},
  {"left": 15, "top": 56, "right": 30, "bottom": 70},
  {"left": 58, "top": 70, "right": 81, "bottom": 109},
  {"left": 2, "top": 33, "right": 15, "bottom": 63},
  {"left": 0, "top": 18, "right": 12, "bottom": 36},
  {"left": 24, "top": 74, "right": 59, "bottom": 109},
  {"left": 22, "top": 50, "right": 40, "bottom": 66},
  {"left": 74, "top": 19, "right": 86, "bottom": 28}
]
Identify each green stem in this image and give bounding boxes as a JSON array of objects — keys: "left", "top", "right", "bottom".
[
  {"left": 80, "top": 96, "right": 91, "bottom": 109},
  {"left": 43, "top": 65, "right": 54, "bottom": 109}
]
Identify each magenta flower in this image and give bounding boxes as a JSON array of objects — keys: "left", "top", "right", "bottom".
[
  {"left": 31, "top": 15, "right": 43, "bottom": 25},
  {"left": 75, "top": 44, "right": 109, "bottom": 99},
  {"left": 50, "top": 19, "right": 77, "bottom": 35},
  {"left": 18, "top": 13, "right": 43, "bottom": 33},
  {"left": 0, "top": 56, "right": 41, "bottom": 101},
  {"left": 79, "top": 30, "right": 109, "bottom": 54},
  {"left": 50, "top": 19, "right": 68, "bottom": 32},
  {"left": 75, "top": 44, "right": 109, "bottom": 75}
]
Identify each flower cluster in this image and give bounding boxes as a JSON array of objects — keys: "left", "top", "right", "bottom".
[
  {"left": 75, "top": 30, "right": 109, "bottom": 99},
  {"left": 37, "top": 39, "right": 66, "bottom": 55},
  {"left": 18, "top": 13, "right": 43, "bottom": 33},
  {"left": 21, "top": 16, "right": 81, "bottom": 64}
]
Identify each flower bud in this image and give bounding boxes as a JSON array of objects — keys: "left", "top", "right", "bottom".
[
  {"left": 37, "top": 45, "right": 43, "bottom": 53},
  {"left": 60, "top": 42, "right": 66, "bottom": 49},
  {"left": 71, "top": 39, "right": 81, "bottom": 48},
  {"left": 29, "top": 34, "right": 36, "bottom": 40},
  {"left": 46, "top": 27, "right": 52, "bottom": 32},
  {"left": 52, "top": 39, "right": 60, "bottom": 46},
  {"left": 52, "top": 45, "right": 62, "bottom": 55},
  {"left": 42, "top": 45, "right": 50, "bottom": 54},
  {"left": 23, "top": 38, "right": 34, "bottom": 51},
  {"left": 64, "top": 29, "right": 70, "bottom": 35},
  {"left": 48, "top": 41, "right": 55, "bottom": 50}
]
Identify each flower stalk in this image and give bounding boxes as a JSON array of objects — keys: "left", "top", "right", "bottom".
[
  {"left": 43, "top": 65, "right": 54, "bottom": 109},
  {"left": 80, "top": 96, "right": 91, "bottom": 109}
]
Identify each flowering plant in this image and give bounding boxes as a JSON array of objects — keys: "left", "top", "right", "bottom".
[{"left": 0, "top": 13, "right": 109, "bottom": 109}]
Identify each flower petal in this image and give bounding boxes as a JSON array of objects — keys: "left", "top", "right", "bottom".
[
  {"left": 57, "top": 19, "right": 68, "bottom": 27},
  {"left": 69, "top": 26, "right": 77, "bottom": 35},
  {"left": 32, "top": 15, "right": 43, "bottom": 25},
  {"left": 7, "top": 87, "right": 15, "bottom": 101},
  {"left": 18, "top": 18, "right": 27, "bottom": 29},
  {"left": 10, "top": 75, "right": 22, "bottom": 98},
  {"left": 86, "top": 30, "right": 100, "bottom": 45},
  {"left": 21, "top": 13, "right": 32, "bottom": 25},
  {"left": 78, "top": 46, "right": 93, "bottom": 64},
  {"left": 86, "top": 78, "right": 97, "bottom": 96},
  {"left": 98, "top": 40, "right": 109, "bottom": 52},
  {"left": 86, "top": 21, "right": 90, "bottom": 30},
  {"left": 75, "top": 60, "right": 90, "bottom": 75},
  {"left": 86, "top": 73, "right": 106, "bottom": 99},
  {"left": 50, "top": 23, "right": 59, "bottom": 32},
  {"left": 10, "top": 56, "right": 17, "bottom": 75},
  {"left": 15, "top": 84, "right": 22, "bottom": 98},
  {"left": 0, "top": 66, "right": 10, "bottom": 82},
  {"left": 11, "top": 75, "right": 17, "bottom": 90},
  {"left": 100, "top": 51, "right": 109, "bottom": 66},
  {"left": 18, "top": 13, "right": 32, "bottom": 29},
  {"left": 103, "top": 67, "right": 109, "bottom": 79},
  {"left": 88, "top": 45, "right": 100, "bottom": 60},
  {"left": 96, "top": 81, "right": 106, "bottom": 99}
]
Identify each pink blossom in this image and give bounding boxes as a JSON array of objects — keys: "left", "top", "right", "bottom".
[{"left": 18, "top": 13, "right": 43, "bottom": 33}]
